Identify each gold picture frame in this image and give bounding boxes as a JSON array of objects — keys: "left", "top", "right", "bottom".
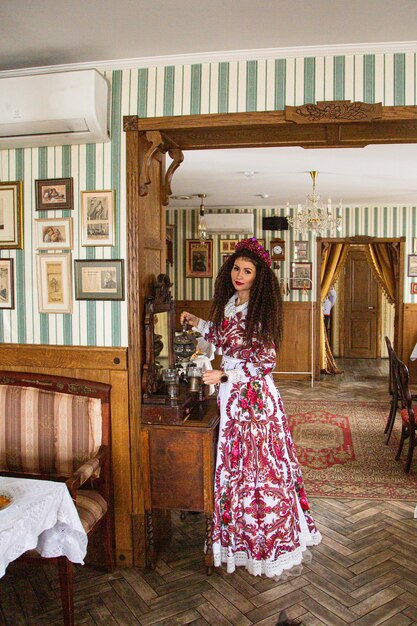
[
  {"left": 186, "top": 240, "right": 213, "bottom": 277},
  {"left": 0, "top": 181, "right": 23, "bottom": 249},
  {"left": 219, "top": 239, "right": 238, "bottom": 254},
  {"left": 36, "top": 253, "right": 72, "bottom": 314}
]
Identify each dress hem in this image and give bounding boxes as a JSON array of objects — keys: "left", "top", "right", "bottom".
[{"left": 212, "top": 529, "right": 322, "bottom": 578}]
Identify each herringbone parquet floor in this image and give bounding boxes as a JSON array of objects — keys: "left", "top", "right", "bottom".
[{"left": 2, "top": 359, "right": 417, "bottom": 626}]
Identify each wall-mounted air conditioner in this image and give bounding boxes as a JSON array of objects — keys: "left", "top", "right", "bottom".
[
  {"left": 205, "top": 213, "right": 254, "bottom": 234},
  {"left": 0, "top": 69, "right": 110, "bottom": 148}
]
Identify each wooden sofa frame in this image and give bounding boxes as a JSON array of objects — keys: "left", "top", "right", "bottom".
[{"left": 0, "top": 370, "right": 114, "bottom": 626}]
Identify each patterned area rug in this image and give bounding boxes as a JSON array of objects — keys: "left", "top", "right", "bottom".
[{"left": 286, "top": 400, "right": 417, "bottom": 500}]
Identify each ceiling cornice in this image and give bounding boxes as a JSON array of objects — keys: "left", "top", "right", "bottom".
[{"left": 1, "top": 41, "right": 416, "bottom": 77}]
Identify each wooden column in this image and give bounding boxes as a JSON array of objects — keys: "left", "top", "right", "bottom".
[{"left": 124, "top": 118, "right": 170, "bottom": 566}]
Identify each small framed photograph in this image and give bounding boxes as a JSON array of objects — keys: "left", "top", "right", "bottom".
[
  {"left": 221, "top": 253, "right": 231, "bottom": 265},
  {"left": 411, "top": 283, "right": 417, "bottom": 295},
  {"left": 219, "top": 239, "right": 238, "bottom": 254},
  {"left": 36, "top": 253, "right": 72, "bottom": 314},
  {"left": 294, "top": 240, "right": 309, "bottom": 260},
  {"left": 35, "top": 218, "right": 73, "bottom": 250},
  {"left": 257, "top": 238, "right": 265, "bottom": 248},
  {"left": 408, "top": 255, "right": 417, "bottom": 277},
  {"left": 186, "top": 240, "right": 213, "bottom": 278},
  {"left": 291, "top": 261, "right": 312, "bottom": 290},
  {"left": 0, "top": 259, "right": 14, "bottom": 309},
  {"left": 35, "top": 178, "right": 73, "bottom": 211},
  {"left": 413, "top": 238, "right": 417, "bottom": 254},
  {"left": 74, "top": 259, "right": 124, "bottom": 300},
  {"left": 81, "top": 190, "right": 115, "bottom": 246},
  {"left": 0, "top": 181, "right": 23, "bottom": 249}
]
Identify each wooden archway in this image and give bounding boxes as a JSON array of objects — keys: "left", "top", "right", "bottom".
[{"left": 123, "top": 102, "right": 417, "bottom": 565}]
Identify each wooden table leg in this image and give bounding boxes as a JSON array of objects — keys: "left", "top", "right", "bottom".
[
  {"left": 145, "top": 510, "right": 156, "bottom": 569},
  {"left": 205, "top": 513, "right": 213, "bottom": 575}
]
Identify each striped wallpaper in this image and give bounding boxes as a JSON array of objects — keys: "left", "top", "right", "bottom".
[
  {"left": 167, "top": 205, "right": 417, "bottom": 303},
  {"left": 0, "top": 49, "right": 416, "bottom": 346}
]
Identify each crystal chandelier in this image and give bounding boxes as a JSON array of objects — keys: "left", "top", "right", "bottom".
[
  {"left": 286, "top": 171, "right": 342, "bottom": 237},
  {"left": 197, "top": 193, "right": 208, "bottom": 242}
]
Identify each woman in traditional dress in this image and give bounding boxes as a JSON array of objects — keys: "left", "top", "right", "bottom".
[{"left": 180, "top": 238, "right": 321, "bottom": 579}]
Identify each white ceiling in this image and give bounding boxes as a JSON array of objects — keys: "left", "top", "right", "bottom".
[
  {"left": 2, "top": 0, "right": 417, "bottom": 207},
  {"left": 1, "top": 0, "right": 416, "bottom": 72},
  {"left": 169, "top": 144, "right": 417, "bottom": 207}
]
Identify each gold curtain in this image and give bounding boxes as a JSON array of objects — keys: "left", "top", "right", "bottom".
[
  {"left": 364, "top": 243, "right": 397, "bottom": 305},
  {"left": 320, "top": 242, "right": 350, "bottom": 373}
]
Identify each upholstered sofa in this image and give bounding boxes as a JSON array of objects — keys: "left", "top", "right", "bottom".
[{"left": 0, "top": 370, "right": 113, "bottom": 625}]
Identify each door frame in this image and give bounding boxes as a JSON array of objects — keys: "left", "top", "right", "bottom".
[
  {"left": 124, "top": 104, "right": 416, "bottom": 563},
  {"left": 315, "top": 236, "right": 405, "bottom": 378}
]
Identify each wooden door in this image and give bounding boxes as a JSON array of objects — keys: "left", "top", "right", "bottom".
[{"left": 343, "top": 249, "right": 379, "bottom": 358}]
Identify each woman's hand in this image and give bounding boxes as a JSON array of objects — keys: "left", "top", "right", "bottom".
[
  {"left": 202, "top": 369, "right": 224, "bottom": 385},
  {"left": 180, "top": 311, "right": 199, "bottom": 327}
]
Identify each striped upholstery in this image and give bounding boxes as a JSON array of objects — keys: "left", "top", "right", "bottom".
[
  {"left": 0, "top": 385, "right": 102, "bottom": 476},
  {"left": 76, "top": 491, "right": 108, "bottom": 532}
]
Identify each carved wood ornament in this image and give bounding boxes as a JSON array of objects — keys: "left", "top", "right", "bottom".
[
  {"left": 123, "top": 118, "right": 184, "bottom": 203},
  {"left": 285, "top": 100, "right": 383, "bottom": 123}
]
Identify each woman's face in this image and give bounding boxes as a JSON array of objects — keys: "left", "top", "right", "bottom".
[{"left": 231, "top": 257, "right": 256, "bottom": 298}]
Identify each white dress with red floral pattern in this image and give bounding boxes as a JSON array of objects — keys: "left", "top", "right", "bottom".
[{"left": 196, "top": 295, "right": 322, "bottom": 578}]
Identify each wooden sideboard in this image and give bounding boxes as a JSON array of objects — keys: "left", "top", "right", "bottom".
[{"left": 141, "top": 397, "right": 220, "bottom": 573}]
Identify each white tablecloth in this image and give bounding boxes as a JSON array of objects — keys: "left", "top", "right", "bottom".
[
  {"left": 411, "top": 342, "right": 417, "bottom": 361},
  {"left": 0, "top": 476, "right": 87, "bottom": 578}
]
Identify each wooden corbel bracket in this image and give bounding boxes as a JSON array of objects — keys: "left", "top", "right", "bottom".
[
  {"left": 139, "top": 131, "right": 164, "bottom": 197},
  {"left": 162, "top": 148, "right": 184, "bottom": 206}
]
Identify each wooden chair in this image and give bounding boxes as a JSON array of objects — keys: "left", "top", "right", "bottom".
[
  {"left": 384, "top": 336, "right": 417, "bottom": 445},
  {"left": 0, "top": 371, "right": 114, "bottom": 626},
  {"left": 391, "top": 353, "right": 417, "bottom": 473}
]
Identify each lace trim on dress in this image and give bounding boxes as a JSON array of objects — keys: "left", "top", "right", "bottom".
[
  {"left": 212, "top": 528, "right": 322, "bottom": 578},
  {"left": 224, "top": 294, "right": 248, "bottom": 320}
]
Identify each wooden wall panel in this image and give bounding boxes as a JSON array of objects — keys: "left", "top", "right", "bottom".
[
  {"left": 177, "top": 300, "right": 313, "bottom": 380},
  {"left": 402, "top": 304, "right": 417, "bottom": 384},
  {"left": 0, "top": 344, "right": 133, "bottom": 567}
]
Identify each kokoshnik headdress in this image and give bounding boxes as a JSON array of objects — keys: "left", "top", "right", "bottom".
[{"left": 235, "top": 237, "right": 272, "bottom": 268}]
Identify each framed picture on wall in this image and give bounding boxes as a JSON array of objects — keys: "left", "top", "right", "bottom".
[
  {"left": 74, "top": 259, "right": 124, "bottom": 300},
  {"left": 81, "top": 190, "right": 115, "bottom": 246},
  {"left": 294, "top": 240, "right": 309, "bottom": 260},
  {"left": 186, "top": 240, "right": 213, "bottom": 278},
  {"left": 35, "top": 178, "right": 73, "bottom": 211},
  {"left": 408, "top": 255, "right": 417, "bottom": 277},
  {"left": 413, "top": 238, "right": 417, "bottom": 254},
  {"left": 0, "top": 181, "right": 23, "bottom": 249},
  {"left": 411, "top": 283, "right": 417, "bottom": 295},
  {"left": 0, "top": 258, "right": 14, "bottom": 309},
  {"left": 291, "top": 261, "right": 312, "bottom": 290},
  {"left": 221, "top": 253, "right": 231, "bottom": 265},
  {"left": 36, "top": 253, "right": 72, "bottom": 314},
  {"left": 219, "top": 239, "right": 238, "bottom": 254},
  {"left": 35, "top": 218, "right": 73, "bottom": 250}
]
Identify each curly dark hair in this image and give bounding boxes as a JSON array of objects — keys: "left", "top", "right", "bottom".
[{"left": 209, "top": 247, "right": 283, "bottom": 350}]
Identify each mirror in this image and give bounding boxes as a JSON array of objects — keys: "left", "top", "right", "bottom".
[{"left": 142, "top": 274, "right": 175, "bottom": 397}]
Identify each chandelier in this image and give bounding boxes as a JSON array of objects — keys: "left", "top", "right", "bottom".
[
  {"left": 286, "top": 171, "right": 342, "bottom": 237},
  {"left": 197, "top": 193, "right": 208, "bottom": 242}
]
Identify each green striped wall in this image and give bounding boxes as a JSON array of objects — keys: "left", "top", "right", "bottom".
[
  {"left": 166, "top": 205, "right": 417, "bottom": 303},
  {"left": 0, "top": 51, "right": 416, "bottom": 346}
]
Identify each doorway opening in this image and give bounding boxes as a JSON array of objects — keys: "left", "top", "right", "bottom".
[
  {"left": 315, "top": 236, "right": 404, "bottom": 378},
  {"left": 331, "top": 245, "right": 394, "bottom": 360}
]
